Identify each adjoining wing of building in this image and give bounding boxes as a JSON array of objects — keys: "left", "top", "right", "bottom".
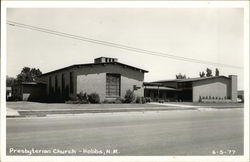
[
  {"left": 144, "top": 75, "right": 237, "bottom": 102},
  {"left": 11, "top": 57, "right": 238, "bottom": 103}
]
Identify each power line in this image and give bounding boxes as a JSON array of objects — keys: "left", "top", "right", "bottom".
[{"left": 7, "top": 20, "right": 243, "bottom": 69}]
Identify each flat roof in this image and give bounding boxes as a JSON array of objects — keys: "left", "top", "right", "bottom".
[
  {"left": 95, "top": 56, "right": 117, "bottom": 59},
  {"left": 144, "top": 86, "right": 177, "bottom": 91},
  {"left": 39, "top": 62, "right": 148, "bottom": 76},
  {"left": 13, "top": 81, "right": 46, "bottom": 86},
  {"left": 152, "top": 76, "right": 230, "bottom": 83}
]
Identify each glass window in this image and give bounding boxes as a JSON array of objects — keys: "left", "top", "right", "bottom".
[
  {"left": 106, "top": 74, "right": 120, "bottom": 97},
  {"left": 61, "top": 73, "right": 65, "bottom": 90},
  {"left": 70, "top": 72, "right": 74, "bottom": 93}
]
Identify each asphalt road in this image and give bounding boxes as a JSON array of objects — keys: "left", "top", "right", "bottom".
[{"left": 6, "top": 109, "right": 243, "bottom": 156}]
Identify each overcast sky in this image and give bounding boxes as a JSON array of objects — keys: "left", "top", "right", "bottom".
[{"left": 7, "top": 8, "right": 244, "bottom": 89}]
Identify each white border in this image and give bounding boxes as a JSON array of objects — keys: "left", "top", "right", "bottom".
[{"left": 1, "top": 1, "right": 249, "bottom": 162}]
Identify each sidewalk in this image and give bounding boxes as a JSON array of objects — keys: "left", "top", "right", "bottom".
[
  {"left": 6, "top": 102, "right": 243, "bottom": 118},
  {"left": 148, "top": 102, "right": 244, "bottom": 109},
  {"left": 148, "top": 102, "right": 202, "bottom": 108},
  {"left": 6, "top": 107, "right": 21, "bottom": 117},
  {"left": 7, "top": 105, "right": 196, "bottom": 118}
]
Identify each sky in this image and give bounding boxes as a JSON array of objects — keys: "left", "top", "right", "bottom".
[{"left": 7, "top": 8, "right": 244, "bottom": 90}]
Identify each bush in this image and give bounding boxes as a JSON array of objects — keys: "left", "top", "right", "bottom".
[
  {"left": 7, "top": 96, "right": 15, "bottom": 101},
  {"left": 135, "top": 96, "right": 140, "bottom": 103},
  {"left": 76, "top": 91, "right": 89, "bottom": 104},
  {"left": 88, "top": 93, "right": 100, "bottom": 104},
  {"left": 164, "top": 98, "right": 170, "bottom": 102},
  {"left": 103, "top": 97, "right": 124, "bottom": 104},
  {"left": 124, "top": 89, "right": 135, "bottom": 103},
  {"left": 135, "top": 96, "right": 146, "bottom": 104},
  {"left": 199, "top": 96, "right": 202, "bottom": 102},
  {"left": 145, "top": 97, "right": 151, "bottom": 103},
  {"left": 115, "top": 97, "right": 124, "bottom": 103}
]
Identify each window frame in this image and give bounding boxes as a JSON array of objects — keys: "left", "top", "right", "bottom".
[
  {"left": 69, "top": 72, "right": 74, "bottom": 94},
  {"left": 106, "top": 73, "right": 121, "bottom": 98}
]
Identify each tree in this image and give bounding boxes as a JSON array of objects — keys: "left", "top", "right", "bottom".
[
  {"left": 16, "top": 67, "right": 42, "bottom": 83},
  {"left": 6, "top": 76, "right": 16, "bottom": 87},
  {"left": 199, "top": 71, "right": 205, "bottom": 77},
  {"left": 206, "top": 68, "right": 213, "bottom": 77},
  {"left": 215, "top": 68, "right": 220, "bottom": 76},
  {"left": 176, "top": 73, "right": 187, "bottom": 79}
]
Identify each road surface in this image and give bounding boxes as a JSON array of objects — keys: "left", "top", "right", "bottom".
[{"left": 6, "top": 109, "right": 243, "bottom": 156}]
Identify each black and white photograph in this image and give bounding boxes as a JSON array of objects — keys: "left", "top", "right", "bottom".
[{"left": 1, "top": 1, "right": 249, "bottom": 162}]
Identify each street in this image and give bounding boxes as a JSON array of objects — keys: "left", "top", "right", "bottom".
[{"left": 6, "top": 109, "right": 243, "bottom": 156}]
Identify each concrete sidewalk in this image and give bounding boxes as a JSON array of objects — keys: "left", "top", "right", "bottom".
[
  {"left": 14, "top": 107, "right": 197, "bottom": 117},
  {"left": 148, "top": 102, "right": 244, "bottom": 109},
  {"left": 148, "top": 102, "right": 202, "bottom": 108},
  {"left": 6, "top": 102, "right": 243, "bottom": 118},
  {"left": 6, "top": 108, "right": 21, "bottom": 117}
]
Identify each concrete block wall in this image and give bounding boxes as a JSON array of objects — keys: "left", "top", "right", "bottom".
[
  {"left": 22, "top": 84, "right": 46, "bottom": 101},
  {"left": 76, "top": 74, "right": 144, "bottom": 102},
  {"left": 121, "top": 76, "right": 144, "bottom": 98},
  {"left": 38, "top": 69, "right": 74, "bottom": 98},
  {"left": 75, "top": 64, "right": 145, "bottom": 101},
  {"left": 229, "top": 75, "right": 237, "bottom": 102},
  {"left": 77, "top": 73, "right": 106, "bottom": 101},
  {"left": 192, "top": 78, "right": 230, "bottom": 102},
  {"left": 38, "top": 63, "right": 146, "bottom": 101}
]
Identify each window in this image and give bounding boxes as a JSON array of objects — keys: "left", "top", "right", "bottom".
[
  {"left": 70, "top": 72, "right": 74, "bottom": 93},
  {"left": 55, "top": 75, "right": 58, "bottom": 89},
  {"left": 49, "top": 76, "right": 52, "bottom": 92},
  {"left": 61, "top": 73, "right": 65, "bottom": 91},
  {"left": 106, "top": 74, "right": 120, "bottom": 97}
]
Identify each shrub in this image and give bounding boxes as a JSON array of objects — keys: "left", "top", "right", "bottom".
[
  {"left": 135, "top": 96, "right": 146, "bottom": 104},
  {"left": 199, "top": 96, "right": 202, "bottom": 102},
  {"left": 141, "top": 97, "right": 146, "bottom": 104},
  {"left": 164, "top": 98, "right": 170, "bottom": 102},
  {"left": 124, "top": 89, "right": 135, "bottom": 103},
  {"left": 115, "top": 97, "right": 125, "bottom": 103},
  {"left": 88, "top": 93, "right": 100, "bottom": 104},
  {"left": 145, "top": 97, "right": 151, "bottom": 103},
  {"left": 135, "top": 96, "right": 141, "bottom": 103},
  {"left": 76, "top": 91, "right": 89, "bottom": 104},
  {"left": 103, "top": 98, "right": 124, "bottom": 104}
]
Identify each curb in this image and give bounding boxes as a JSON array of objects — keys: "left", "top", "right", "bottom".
[
  {"left": 7, "top": 108, "right": 197, "bottom": 118},
  {"left": 6, "top": 107, "right": 243, "bottom": 118}
]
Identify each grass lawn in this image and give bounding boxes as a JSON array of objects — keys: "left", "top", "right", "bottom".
[
  {"left": 7, "top": 101, "right": 168, "bottom": 111},
  {"left": 170, "top": 102, "right": 244, "bottom": 107}
]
